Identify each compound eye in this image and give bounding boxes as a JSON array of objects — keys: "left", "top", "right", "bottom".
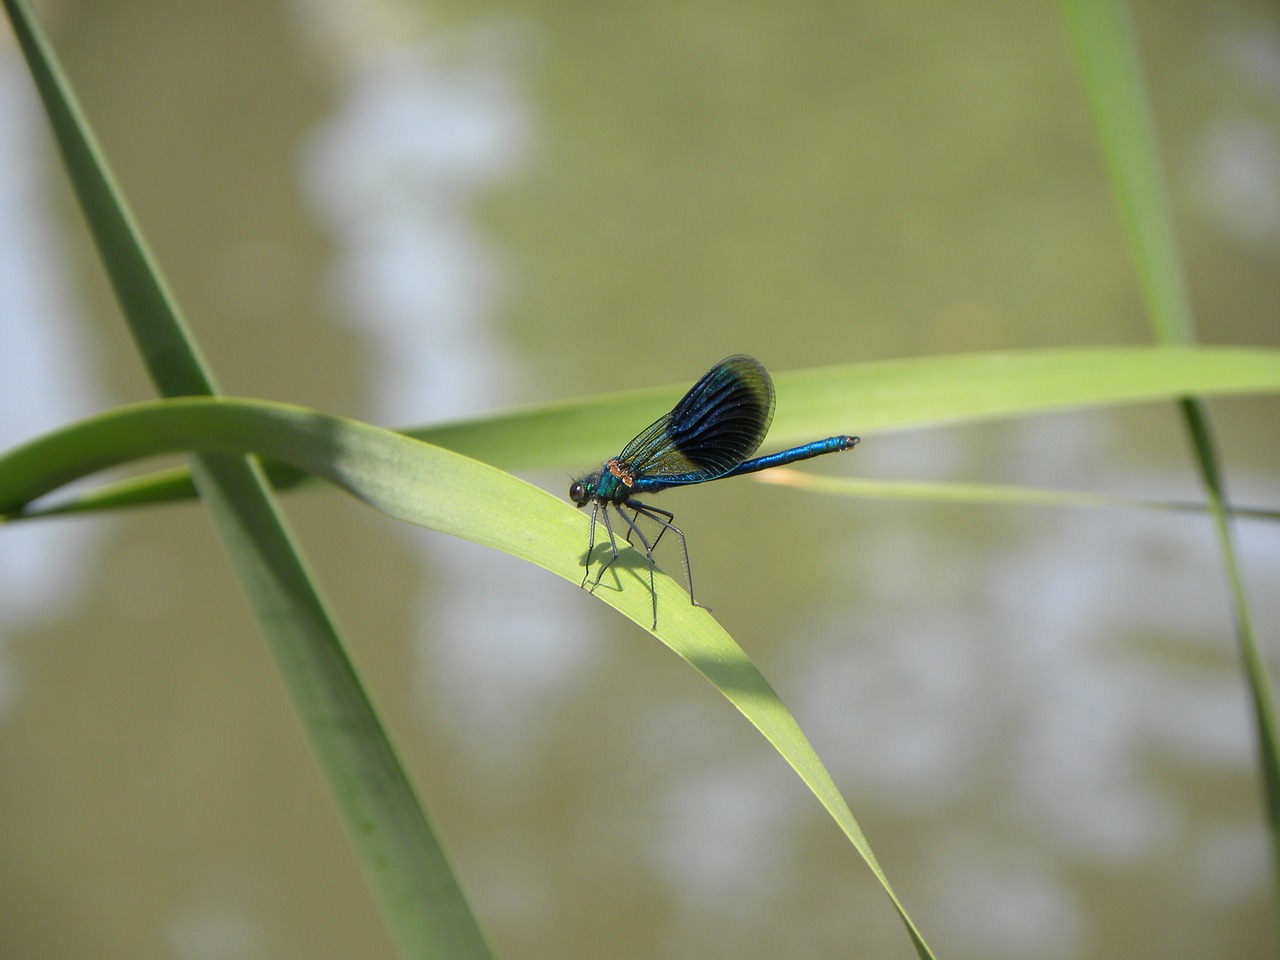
[{"left": 569, "top": 482, "right": 587, "bottom": 505}]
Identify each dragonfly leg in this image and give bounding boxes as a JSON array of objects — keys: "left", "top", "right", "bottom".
[
  {"left": 580, "top": 501, "right": 599, "bottom": 588},
  {"left": 585, "top": 501, "right": 622, "bottom": 594},
  {"left": 616, "top": 502, "right": 659, "bottom": 629},
  {"left": 625, "top": 504, "right": 671, "bottom": 554},
  {"left": 630, "top": 501, "right": 711, "bottom": 620}
]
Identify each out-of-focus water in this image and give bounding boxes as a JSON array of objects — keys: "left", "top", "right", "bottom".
[{"left": 2, "top": 2, "right": 1278, "bottom": 959}]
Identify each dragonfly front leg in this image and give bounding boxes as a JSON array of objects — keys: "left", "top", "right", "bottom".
[{"left": 583, "top": 501, "right": 621, "bottom": 593}]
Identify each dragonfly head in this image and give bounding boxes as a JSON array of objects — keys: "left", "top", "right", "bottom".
[{"left": 568, "top": 478, "right": 594, "bottom": 507}]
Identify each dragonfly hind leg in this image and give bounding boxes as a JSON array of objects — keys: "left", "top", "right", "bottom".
[
  {"left": 616, "top": 502, "right": 660, "bottom": 629},
  {"left": 628, "top": 501, "right": 712, "bottom": 619}
]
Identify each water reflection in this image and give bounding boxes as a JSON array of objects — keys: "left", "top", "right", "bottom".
[
  {"left": 303, "top": 19, "right": 529, "bottom": 424},
  {"left": 0, "top": 52, "right": 109, "bottom": 713},
  {"left": 302, "top": 16, "right": 601, "bottom": 782},
  {"left": 784, "top": 416, "right": 1277, "bottom": 955},
  {"left": 1200, "top": 16, "right": 1280, "bottom": 257}
]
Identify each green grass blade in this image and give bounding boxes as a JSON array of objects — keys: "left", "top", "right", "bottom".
[
  {"left": 0, "top": 397, "right": 939, "bottom": 959},
  {"left": 17, "top": 345, "right": 1280, "bottom": 519},
  {"left": 1, "top": 0, "right": 218, "bottom": 394},
  {"left": 1063, "top": 0, "right": 1280, "bottom": 926},
  {"left": 1061, "top": 0, "right": 1193, "bottom": 344},
  {"left": 420, "top": 346, "right": 1280, "bottom": 464},
  {"left": 1180, "top": 398, "right": 1280, "bottom": 914},
  {"left": 754, "top": 469, "right": 1280, "bottom": 520},
  {"left": 1, "top": 2, "right": 491, "bottom": 956}
]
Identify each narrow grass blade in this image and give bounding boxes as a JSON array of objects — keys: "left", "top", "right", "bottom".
[
  {"left": 1180, "top": 397, "right": 1280, "bottom": 908},
  {"left": 1, "top": 2, "right": 217, "bottom": 394},
  {"left": 0, "top": 397, "right": 939, "bottom": 959},
  {"left": 1, "top": 2, "right": 491, "bottom": 956},
  {"left": 1064, "top": 0, "right": 1280, "bottom": 922},
  {"left": 754, "top": 469, "right": 1280, "bottom": 521},
  {"left": 1061, "top": 0, "right": 1193, "bottom": 344},
  {"left": 420, "top": 346, "right": 1280, "bottom": 464},
  {"left": 17, "top": 345, "right": 1280, "bottom": 520}
]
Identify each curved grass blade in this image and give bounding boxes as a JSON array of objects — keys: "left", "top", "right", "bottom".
[
  {"left": 0, "top": 2, "right": 491, "bottom": 956},
  {"left": 1064, "top": 0, "right": 1280, "bottom": 922},
  {"left": 0, "top": 396, "right": 939, "bottom": 959},
  {"left": 18, "top": 345, "right": 1280, "bottom": 520}
]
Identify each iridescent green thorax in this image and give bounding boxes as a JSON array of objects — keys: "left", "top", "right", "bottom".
[{"left": 569, "top": 458, "right": 634, "bottom": 507}]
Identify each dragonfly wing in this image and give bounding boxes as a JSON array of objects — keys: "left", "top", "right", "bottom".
[{"left": 621, "top": 355, "right": 775, "bottom": 487}]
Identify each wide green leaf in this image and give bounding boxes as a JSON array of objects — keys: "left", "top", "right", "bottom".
[{"left": 0, "top": 397, "right": 935, "bottom": 958}]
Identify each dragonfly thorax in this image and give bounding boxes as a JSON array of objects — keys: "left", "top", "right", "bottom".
[{"left": 569, "top": 460, "right": 635, "bottom": 507}]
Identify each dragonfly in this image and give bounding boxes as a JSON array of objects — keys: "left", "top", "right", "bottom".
[{"left": 569, "top": 354, "right": 859, "bottom": 627}]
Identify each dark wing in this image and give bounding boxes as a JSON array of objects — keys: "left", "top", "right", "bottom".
[{"left": 619, "top": 355, "right": 775, "bottom": 490}]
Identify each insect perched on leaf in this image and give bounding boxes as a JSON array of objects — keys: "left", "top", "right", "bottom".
[{"left": 569, "top": 355, "right": 859, "bottom": 627}]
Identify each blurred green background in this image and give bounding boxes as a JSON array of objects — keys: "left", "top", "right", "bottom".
[{"left": 1, "top": 1, "right": 1278, "bottom": 958}]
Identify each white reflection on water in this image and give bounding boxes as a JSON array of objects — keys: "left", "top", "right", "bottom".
[
  {"left": 1197, "top": 19, "right": 1280, "bottom": 256},
  {"left": 0, "top": 54, "right": 109, "bottom": 714},
  {"left": 301, "top": 13, "right": 598, "bottom": 773},
  {"left": 648, "top": 749, "right": 797, "bottom": 907},
  {"left": 304, "top": 22, "right": 527, "bottom": 423},
  {"left": 1197, "top": 116, "right": 1280, "bottom": 254},
  {"left": 926, "top": 839, "right": 1085, "bottom": 960},
  {"left": 169, "top": 895, "right": 259, "bottom": 960}
]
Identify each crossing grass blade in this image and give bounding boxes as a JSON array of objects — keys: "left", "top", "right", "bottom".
[
  {"left": 15, "top": 346, "right": 1280, "bottom": 520},
  {"left": 1, "top": 2, "right": 492, "bottom": 956},
  {"left": 1063, "top": 0, "right": 1280, "bottom": 923}
]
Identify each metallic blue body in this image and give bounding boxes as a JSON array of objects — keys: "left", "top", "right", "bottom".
[{"left": 641, "top": 433, "right": 858, "bottom": 491}]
